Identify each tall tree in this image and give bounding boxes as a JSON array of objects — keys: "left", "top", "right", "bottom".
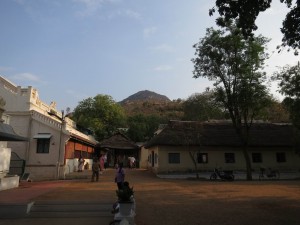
[
  {"left": 210, "top": 0, "right": 300, "bottom": 54},
  {"left": 192, "top": 22, "right": 270, "bottom": 180},
  {"left": 127, "top": 114, "right": 166, "bottom": 142},
  {"left": 273, "top": 62, "right": 300, "bottom": 128},
  {"left": 256, "top": 97, "right": 290, "bottom": 122},
  {"left": 72, "top": 94, "right": 126, "bottom": 140},
  {"left": 183, "top": 90, "right": 226, "bottom": 121}
]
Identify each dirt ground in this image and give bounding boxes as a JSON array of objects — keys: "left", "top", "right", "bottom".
[
  {"left": 130, "top": 170, "right": 300, "bottom": 225},
  {"left": 1, "top": 169, "right": 300, "bottom": 225}
]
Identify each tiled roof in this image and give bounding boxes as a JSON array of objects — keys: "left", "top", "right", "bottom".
[
  {"left": 144, "top": 120, "right": 297, "bottom": 148},
  {"left": 97, "top": 132, "right": 139, "bottom": 150}
]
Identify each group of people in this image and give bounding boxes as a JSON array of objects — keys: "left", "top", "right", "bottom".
[
  {"left": 88, "top": 159, "right": 135, "bottom": 214},
  {"left": 112, "top": 162, "right": 135, "bottom": 214},
  {"left": 84, "top": 154, "right": 136, "bottom": 183}
]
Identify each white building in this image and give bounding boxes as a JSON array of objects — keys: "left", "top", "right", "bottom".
[
  {"left": 0, "top": 76, "right": 97, "bottom": 180},
  {"left": 0, "top": 105, "right": 28, "bottom": 190}
]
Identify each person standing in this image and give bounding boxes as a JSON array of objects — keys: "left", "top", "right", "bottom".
[
  {"left": 78, "top": 156, "right": 85, "bottom": 172},
  {"left": 91, "top": 157, "right": 100, "bottom": 182},
  {"left": 99, "top": 154, "right": 105, "bottom": 173},
  {"left": 129, "top": 156, "right": 136, "bottom": 169},
  {"left": 103, "top": 154, "right": 108, "bottom": 169},
  {"left": 115, "top": 162, "right": 125, "bottom": 190},
  {"left": 117, "top": 154, "right": 125, "bottom": 166}
]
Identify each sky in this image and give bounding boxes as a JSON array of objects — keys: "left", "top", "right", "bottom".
[{"left": 0, "top": 0, "right": 299, "bottom": 112}]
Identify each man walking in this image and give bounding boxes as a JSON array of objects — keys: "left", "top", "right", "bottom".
[{"left": 91, "top": 157, "right": 100, "bottom": 182}]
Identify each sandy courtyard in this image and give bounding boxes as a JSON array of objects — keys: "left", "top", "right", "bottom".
[{"left": 1, "top": 169, "right": 300, "bottom": 225}]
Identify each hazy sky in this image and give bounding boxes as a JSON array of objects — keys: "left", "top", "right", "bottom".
[{"left": 0, "top": 0, "right": 299, "bottom": 111}]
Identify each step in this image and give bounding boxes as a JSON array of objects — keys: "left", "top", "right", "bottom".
[
  {"left": 0, "top": 203, "right": 30, "bottom": 218},
  {"left": 30, "top": 203, "right": 111, "bottom": 212},
  {"left": 29, "top": 211, "right": 112, "bottom": 218},
  {"left": 28, "top": 201, "right": 113, "bottom": 218}
]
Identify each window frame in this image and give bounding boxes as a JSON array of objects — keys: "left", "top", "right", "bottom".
[
  {"left": 224, "top": 153, "right": 235, "bottom": 163},
  {"left": 168, "top": 153, "right": 180, "bottom": 164},
  {"left": 276, "top": 152, "right": 286, "bottom": 163},
  {"left": 36, "top": 138, "right": 50, "bottom": 153},
  {"left": 252, "top": 153, "right": 263, "bottom": 163},
  {"left": 197, "top": 153, "right": 208, "bottom": 164}
]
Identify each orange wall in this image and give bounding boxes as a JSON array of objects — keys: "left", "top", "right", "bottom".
[{"left": 65, "top": 140, "right": 94, "bottom": 159}]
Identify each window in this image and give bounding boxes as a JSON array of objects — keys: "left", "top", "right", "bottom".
[
  {"left": 197, "top": 153, "right": 208, "bottom": 163},
  {"left": 36, "top": 138, "right": 50, "bottom": 153},
  {"left": 168, "top": 153, "right": 180, "bottom": 164},
  {"left": 276, "top": 152, "right": 286, "bottom": 163},
  {"left": 252, "top": 153, "right": 262, "bottom": 163},
  {"left": 74, "top": 150, "right": 81, "bottom": 158},
  {"left": 225, "top": 153, "right": 235, "bottom": 163},
  {"left": 154, "top": 153, "right": 158, "bottom": 164},
  {"left": 34, "top": 133, "right": 51, "bottom": 154}
]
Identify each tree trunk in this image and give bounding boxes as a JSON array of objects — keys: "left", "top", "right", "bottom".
[
  {"left": 236, "top": 125, "right": 253, "bottom": 180},
  {"left": 242, "top": 145, "right": 252, "bottom": 180},
  {"left": 189, "top": 151, "right": 200, "bottom": 179}
]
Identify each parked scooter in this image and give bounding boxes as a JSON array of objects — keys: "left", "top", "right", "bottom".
[{"left": 210, "top": 168, "right": 235, "bottom": 181}]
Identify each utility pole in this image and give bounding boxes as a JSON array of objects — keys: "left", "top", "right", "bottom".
[{"left": 57, "top": 110, "right": 65, "bottom": 179}]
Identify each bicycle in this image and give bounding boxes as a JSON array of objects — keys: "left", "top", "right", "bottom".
[
  {"left": 259, "top": 167, "right": 280, "bottom": 180},
  {"left": 210, "top": 168, "right": 234, "bottom": 181}
]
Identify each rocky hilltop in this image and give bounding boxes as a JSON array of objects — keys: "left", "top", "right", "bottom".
[
  {"left": 120, "top": 90, "right": 170, "bottom": 104},
  {"left": 119, "top": 90, "right": 182, "bottom": 119}
]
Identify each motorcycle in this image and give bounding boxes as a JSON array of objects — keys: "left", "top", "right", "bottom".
[{"left": 210, "top": 168, "right": 235, "bottom": 181}]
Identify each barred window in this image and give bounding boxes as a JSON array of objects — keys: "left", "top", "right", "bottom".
[
  {"left": 34, "top": 133, "right": 51, "bottom": 154},
  {"left": 225, "top": 153, "right": 235, "bottom": 163},
  {"left": 36, "top": 139, "right": 50, "bottom": 153},
  {"left": 276, "top": 152, "right": 286, "bottom": 163},
  {"left": 252, "top": 153, "right": 262, "bottom": 163},
  {"left": 168, "top": 153, "right": 180, "bottom": 164}
]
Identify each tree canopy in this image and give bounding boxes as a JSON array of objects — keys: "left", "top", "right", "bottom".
[
  {"left": 183, "top": 90, "right": 226, "bottom": 121},
  {"left": 126, "top": 114, "right": 167, "bottom": 142},
  {"left": 256, "top": 97, "right": 290, "bottom": 122},
  {"left": 210, "top": 0, "right": 300, "bottom": 54},
  {"left": 273, "top": 63, "right": 300, "bottom": 128},
  {"left": 72, "top": 94, "right": 126, "bottom": 140},
  {"left": 192, "top": 21, "right": 271, "bottom": 180}
]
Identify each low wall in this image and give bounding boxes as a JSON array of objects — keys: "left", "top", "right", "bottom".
[{"left": 0, "top": 175, "right": 19, "bottom": 191}]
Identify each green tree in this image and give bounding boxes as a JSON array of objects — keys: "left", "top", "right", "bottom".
[
  {"left": 256, "top": 97, "right": 290, "bottom": 122},
  {"left": 126, "top": 121, "right": 147, "bottom": 142},
  {"left": 183, "top": 90, "right": 226, "bottom": 121},
  {"left": 273, "top": 63, "right": 300, "bottom": 128},
  {"left": 72, "top": 94, "right": 126, "bottom": 140},
  {"left": 210, "top": 0, "right": 300, "bottom": 54},
  {"left": 192, "top": 22, "right": 270, "bottom": 180},
  {"left": 127, "top": 114, "right": 166, "bottom": 142}
]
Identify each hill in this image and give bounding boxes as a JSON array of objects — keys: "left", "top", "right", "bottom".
[
  {"left": 119, "top": 90, "right": 183, "bottom": 119},
  {"left": 120, "top": 90, "right": 171, "bottom": 104}
]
